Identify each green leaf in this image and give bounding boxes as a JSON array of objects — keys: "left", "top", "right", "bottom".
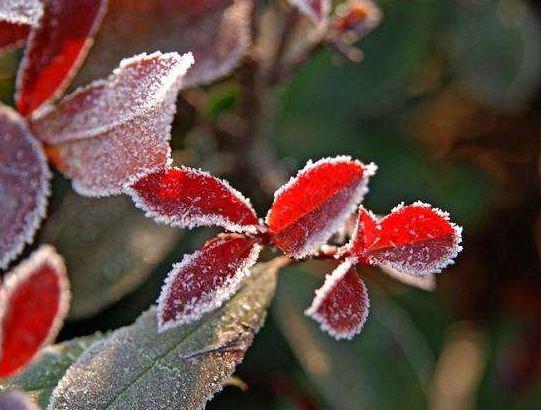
[
  {"left": 48, "top": 258, "right": 286, "bottom": 410},
  {"left": 40, "top": 192, "right": 182, "bottom": 320},
  {"left": 274, "top": 264, "right": 434, "bottom": 410},
  {"left": 0, "top": 334, "right": 104, "bottom": 407}
]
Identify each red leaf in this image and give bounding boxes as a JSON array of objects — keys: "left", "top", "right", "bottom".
[
  {"left": 347, "top": 202, "right": 463, "bottom": 276},
  {"left": 128, "top": 166, "right": 259, "bottom": 233},
  {"left": 0, "top": 245, "right": 70, "bottom": 377},
  {"left": 70, "top": 0, "right": 252, "bottom": 90},
  {"left": 266, "top": 156, "right": 376, "bottom": 258},
  {"left": 31, "top": 51, "right": 194, "bottom": 197},
  {"left": 305, "top": 259, "right": 369, "bottom": 340},
  {"left": 0, "top": 105, "right": 50, "bottom": 270},
  {"left": 288, "top": 0, "right": 331, "bottom": 25},
  {"left": 15, "top": 0, "right": 108, "bottom": 116},
  {"left": 158, "top": 234, "right": 261, "bottom": 331},
  {"left": 0, "top": 21, "right": 29, "bottom": 52}
]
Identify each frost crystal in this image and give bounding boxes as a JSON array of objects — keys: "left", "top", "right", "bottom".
[
  {"left": 70, "top": 0, "right": 252, "bottom": 90},
  {"left": 349, "top": 202, "right": 463, "bottom": 276},
  {"left": 266, "top": 156, "right": 376, "bottom": 258},
  {"left": 0, "top": 245, "right": 70, "bottom": 377},
  {"left": 0, "top": 105, "right": 50, "bottom": 270},
  {"left": 306, "top": 259, "right": 369, "bottom": 340},
  {"left": 31, "top": 51, "right": 194, "bottom": 197},
  {"left": 127, "top": 166, "right": 259, "bottom": 234},
  {"left": 15, "top": 0, "right": 108, "bottom": 116},
  {"left": 0, "top": 0, "right": 43, "bottom": 27},
  {"left": 288, "top": 0, "right": 331, "bottom": 25},
  {"left": 158, "top": 234, "right": 261, "bottom": 332}
]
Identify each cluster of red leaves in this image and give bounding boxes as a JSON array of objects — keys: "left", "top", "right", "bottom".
[
  {"left": 0, "top": 0, "right": 253, "bottom": 270},
  {"left": 0, "top": 246, "right": 70, "bottom": 377},
  {"left": 0, "top": 0, "right": 251, "bottom": 377},
  {"left": 128, "top": 157, "right": 462, "bottom": 339}
]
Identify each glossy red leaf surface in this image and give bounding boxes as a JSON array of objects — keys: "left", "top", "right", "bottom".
[
  {"left": 306, "top": 259, "right": 369, "bottom": 340},
  {"left": 158, "top": 234, "right": 261, "bottom": 331},
  {"left": 31, "top": 51, "right": 194, "bottom": 197},
  {"left": 15, "top": 0, "right": 108, "bottom": 116},
  {"left": 70, "top": 0, "right": 251, "bottom": 90},
  {"left": 0, "top": 105, "right": 50, "bottom": 270},
  {"left": 266, "top": 156, "right": 376, "bottom": 258},
  {"left": 0, "top": 245, "right": 70, "bottom": 377},
  {"left": 289, "top": 0, "right": 330, "bottom": 25},
  {"left": 348, "top": 202, "right": 463, "bottom": 276},
  {"left": 128, "top": 166, "right": 259, "bottom": 233}
]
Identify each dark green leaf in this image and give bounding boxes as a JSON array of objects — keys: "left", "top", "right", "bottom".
[
  {"left": 0, "top": 335, "right": 103, "bottom": 407},
  {"left": 40, "top": 193, "right": 181, "bottom": 320},
  {"left": 48, "top": 258, "right": 286, "bottom": 409}
]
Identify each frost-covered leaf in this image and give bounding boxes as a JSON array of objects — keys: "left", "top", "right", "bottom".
[
  {"left": 266, "top": 156, "right": 376, "bottom": 258},
  {"left": 40, "top": 193, "right": 181, "bottom": 320},
  {"left": 288, "top": 0, "right": 331, "bottom": 26},
  {"left": 0, "top": 246, "right": 70, "bottom": 378},
  {"left": 378, "top": 264, "right": 436, "bottom": 292},
  {"left": 0, "top": 105, "right": 50, "bottom": 270},
  {"left": 158, "top": 233, "right": 261, "bottom": 331},
  {"left": 49, "top": 259, "right": 282, "bottom": 410},
  {"left": 0, "top": 335, "right": 102, "bottom": 407},
  {"left": 275, "top": 265, "right": 433, "bottom": 409},
  {"left": 306, "top": 259, "right": 369, "bottom": 340},
  {"left": 31, "top": 51, "right": 194, "bottom": 197},
  {"left": 347, "top": 203, "right": 463, "bottom": 276},
  {"left": 0, "top": 0, "right": 43, "bottom": 27},
  {"left": 70, "top": 0, "right": 252, "bottom": 90},
  {"left": 15, "top": 0, "right": 108, "bottom": 116},
  {"left": 128, "top": 166, "right": 259, "bottom": 234},
  {"left": 0, "top": 390, "right": 40, "bottom": 410}
]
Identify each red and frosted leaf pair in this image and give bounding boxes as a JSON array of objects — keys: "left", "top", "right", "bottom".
[
  {"left": 128, "top": 157, "right": 376, "bottom": 331},
  {"left": 0, "top": 245, "right": 70, "bottom": 377},
  {"left": 0, "top": 52, "right": 194, "bottom": 269},
  {"left": 306, "top": 202, "right": 463, "bottom": 339}
]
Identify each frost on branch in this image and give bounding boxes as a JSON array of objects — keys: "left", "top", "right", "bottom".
[
  {"left": 0, "top": 0, "right": 43, "bottom": 52},
  {"left": 128, "top": 166, "right": 259, "bottom": 233},
  {"left": 348, "top": 202, "right": 463, "bottom": 276},
  {"left": 71, "top": 0, "right": 252, "bottom": 90},
  {"left": 288, "top": 0, "right": 331, "bottom": 26},
  {"left": 266, "top": 156, "right": 376, "bottom": 258},
  {"left": 31, "top": 51, "right": 194, "bottom": 197},
  {"left": 306, "top": 259, "right": 369, "bottom": 340},
  {"left": 15, "top": 0, "right": 108, "bottom": 116},
  {"left": 0, "top": 245, "right": 70, "bottom": 378},
  {"left": 0, "top": 105, "right": 50, "bottom": 270},
  {"left": 158, "top": 234, "right": 261, "bottom": 332}
]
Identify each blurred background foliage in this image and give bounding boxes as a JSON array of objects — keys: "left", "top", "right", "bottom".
[{"left": 1, "top": 0, "right": 540, "bottom": 408}]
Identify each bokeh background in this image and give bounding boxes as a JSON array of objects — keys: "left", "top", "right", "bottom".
[{"left": 2, "top": 0, "right": 540, "bottom": 408}]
